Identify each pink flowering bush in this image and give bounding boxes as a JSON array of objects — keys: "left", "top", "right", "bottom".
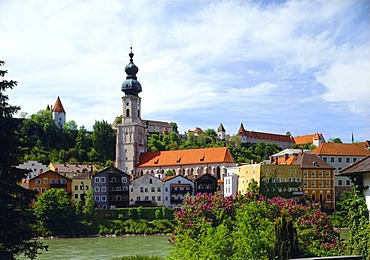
[{"left": 169, "top": 193, "right": 345, "bottom": 259}]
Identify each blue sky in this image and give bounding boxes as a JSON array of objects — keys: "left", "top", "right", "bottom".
[{"left": 1, "top": 0, "right": 369, "bottom": 143}]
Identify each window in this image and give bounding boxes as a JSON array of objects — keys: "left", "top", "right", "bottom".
[
  {"left": 50, "top": 179, "right": 56, "bottom": 184},
  {"left": 149, "top": 179, "right": 152, "bottom": 184},
  {"left": 165, "top": 197, "right": 168, "bottom": 201},
  {"left": 80, "top": 185, "right": 84, "bottom": 190},
  {"left": 311, "top": 181, "right": 315, "bottom": 187},
  {"left": 326, "top": 181, "right": 330, "bottom": 187},
  {"left": 74, "top": 194, "right": 78, "bottom": 199},
  {"left": 165, "top": 187, "right": 168, "bottom": 192},
  {"left": 157, "top": 187, "right": 161, "bottom": 192},
  {"left": 282, "top": 178, "right": 286, "bottom": 183},
  {"left": 319, "top": 171, "right": 323, "bottom": 177},
  {"left": 144, "top": 188, "right": 149, "bottom": 192},
  {"left": 346, "top": 158, "right": 350, "bottom": 163},
  {"left": 95, "top": 196, "right": 100, "bottom": 202},
  {"left": 353, "top": 158, "right": 357, "bottom": 163},
  {"left": 75, "top": 185, "right": 79, "bottom": 190},
  {"left": 122, "top": 177, "right": 127, "bottom": 183},
  {"left": 41, "top": 188, "right": 46, "bottom": 193},
  {"left": 330, "top": 158, "right": 334, "bottom": 163},
  {"left": 312, "top": 194, "right": 316, "bottom": 201},
  {"left": 43, "top": 178, "right": 48, "bottom": 184},
  {"left": 304, "top": 181, "right": 308, "bottom": 186},
  {"left": 311, "top": 171, "right": 316, "bottom": 177},
  {"left": 338, "top": 180, "right": 343, "bottom": 186},
  {"left": 36, "top": 179, "right": 41, "bottom": 185},
  {"left": 131, "top": 188, "right": 133, "bottom": 192},
  {"left": 123, "top": 186, "right": 128, "bottom": 191},
  {"left": 266, "top": 177, "right": 269, "bottom": 183},
  {"left": 338, "top": 158, "right": 342, "bottom": 163},
  {"left": 101, "top": 186, "right": 106, "bottom": 192},
  {"left": 102, "top": 205, "right": 107, "bottom": 209},
  {"left": 85, "top": 185, "right": 89, "bottom": 190},
  {"left": 95, "top": 177, "right": 100, "bottom": 183},
  {"left": 323, "top": 157, "right": 327, "bottom": 162},
  {"left": 288, "top": 169, "right": 291, "bottom": 174},
  {"left": 293, "top": 169, "right": 296, "bottom": 174},
  {"left": 136, "top": 196, "right": 141, "bottom": 201},
  {"left": 326, "top": 171, "right": 331, "bottom": 177},
  {"left": 346, "top": 180, "right": 351, "bottom": 186},
  {"left": 292, "top": 178, "right": 296, "bottom": 182},
  {"left": 140, "top": 187, "right": 144, "bottom": 192},
  {"left": 116, "top": 186, "right": 121, "bottom": 191},
  {"left": 101, "top": 177, "right": 106, "bottom": 183},
  {"left": 95, "top": 187, "right": 100, "bottom": 192},
  {"left": 297, "top": 178, "right": 301, "bottom": 182},
  {"left": 303, "top": 171, "right": 308, "bottom": 177},
  {"left": 144, "top": 196, "right": 149, "bottom": 201},
  {"left": 319, "top": 181, "right": 323, "bottom": 187},
  {"left": 59, "top": 179, "right": 66, "bottom": 184},
  {"left": 151, "top": 187, "right": 155, "bottom": 192},
  {"left": 157, "top": 196, "right": 161, "bottom": 201},
  {"left": 33, "top": 188, "right": 39, "bottom": 193},
  {"left": 111, "top": 177, "right": 116, "bottom": 183},
  {"left": 326, "top": 194, "right": 331, "bottom": 200},
  {"left": 101, "top": 196, "right": 107, "bottom": 202},
  {"left": 265, "top": 168, "right": 269, "bottom": 173},
  {"left": 152, "top": 196, "right": 156, "bottom": 201}
]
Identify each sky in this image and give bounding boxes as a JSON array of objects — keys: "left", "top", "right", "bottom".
[{"left": 1, "top": 0, "right": 369, "bottom": 143}]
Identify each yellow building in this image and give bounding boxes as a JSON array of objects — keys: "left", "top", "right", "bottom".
[
  {"left": 237, "top": 163, "right": 303, "bottom": 201},
  {"left": 71, "top": 178, "right": 92, "bottom": 204}
]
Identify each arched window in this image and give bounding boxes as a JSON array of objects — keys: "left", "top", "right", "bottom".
[
  {"left": 126, "top": 109, "right": 130, "bottom": 117},
  {"left": 216, "top": 166, "right": 221, "bottom": 179}
]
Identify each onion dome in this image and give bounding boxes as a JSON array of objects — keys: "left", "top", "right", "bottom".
[{"left": 121, "top": 48, "right": 142, "bottom": 96}]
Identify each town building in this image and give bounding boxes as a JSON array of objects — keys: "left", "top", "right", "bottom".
[
  {"left": 224, "top": 167, "right": 239, "bottom": 198},
  {"left": 339, "top": 155, "right": 370, "bottom": 217},
  {"left": 136, "top": 147, "right": 235, "bottom": 179},
  {"left": 162, "top": 175, "right": 194, "bottom": 208},
  {"left": 189, "top": 173, "right": 219, "bottom": 195},
  {"left": 237, "top": 123, "right": 294, "bottom": 149},
  {"left": 71, "top": 173, "right": 91, "bottom": 204},
  {"left": 48, "top": 163, "right": 96, "bottom": 179},
  {"left": 130, "top": 174, "right": 163, "bottom": 206},
  {"left": 294, "top": 153, "right": 335, "bottom": 209},
  {"left": 92, "top": 166, "right": 130, "bottom": 209},
  {"left": 310, "top": 142, "right": 370, "bottom": 202},
  {"left": 16, "top": 160, "right": 49, "bottom": 182},
  {"left": 50, "top": 96, "right": 66, "bottom": 129},
  {"left": 28, "top": 170, "right": 72, "bottom": 201},
  {"left": 293, "top": 133, "right": 326, "bottom": 147}
]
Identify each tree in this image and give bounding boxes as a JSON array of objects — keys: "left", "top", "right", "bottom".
[
  {"left": 82, "top": 189, "right": 97, "bottom": 221},
  {"left": 329, "top": 137, "right": 342, "bottom": 143},
  {"left": 170, "top": 122, "right": 179, "bottom": 133},
  {"left": 33, "top": 188, "right": 73, "bottom": 236},
  {"left": 92, "top": 120, "right": 116, "bottom": 162},
  {"left": 0, "top": 60, "right": 47, "bottom": 259}
]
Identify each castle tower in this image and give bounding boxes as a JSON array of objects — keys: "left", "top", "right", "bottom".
[
  {"left": 217, "top": 123, "right": 226, "bottom": 140},
  {"left": 115, "top": 48, "right": 147, "bottom": 175},
  {"left": 52, "top": 96, "right": 66, "bottom": 129}
]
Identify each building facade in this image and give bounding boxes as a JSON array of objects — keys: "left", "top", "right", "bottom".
[
  {"left": 163, "top": 175, "right": 194, "bottom": 208},
  {"left": 130, "top": 174, "right": 163, "bottom": 206}
]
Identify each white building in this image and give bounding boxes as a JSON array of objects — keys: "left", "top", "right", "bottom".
[
  {"left": 17, "top": 160, "right": 49, "bottom": 180},
  {"left": 130, "top": 174, "right": 163, "bottom": 206},
  {"left": 224, "top": 167, "right": 239, "bottom": 198},
  {"left": 163, "top": 175, "right": 194, "bottom": 208}
]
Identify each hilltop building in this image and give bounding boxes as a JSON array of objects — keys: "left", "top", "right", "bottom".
[
  {"left": 115, "top": 50, "right": 236, "bottom": 177},
  {"left": 293, "top": 133, "right": 326, "bottom": 147},
  {"left": 237, "top": 123, "right": 294, "bottom": 149}
]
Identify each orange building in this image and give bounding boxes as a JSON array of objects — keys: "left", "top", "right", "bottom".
[
  {"left": 294, "top": 153, "right": 335, "bottom": 209},
  {"left": 28, "top": 170, "right": 72, "bottom": 202}
]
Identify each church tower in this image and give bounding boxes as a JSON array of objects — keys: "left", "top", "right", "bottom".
[
  {"left": 115, "top": 48, "right": 147, "bottom": 175},
  {"left": 52, "top": 96, "right": 66, "bottom": 129}
]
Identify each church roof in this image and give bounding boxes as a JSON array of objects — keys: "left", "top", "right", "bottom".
[
  {"left": 121, "top": 48, "right": 142, "bottom": 96},
  {"left": 52, "top": 96, "right": 65, "bottom": 113},
  {"left": 137, "top": 147, "right": 235, "bottom": 167},
  {"left": 310, "top": 143, "right": 370, "bottom": 156},
  {"left": 217, "top": 123, "right": 225, "bottom": 132}
]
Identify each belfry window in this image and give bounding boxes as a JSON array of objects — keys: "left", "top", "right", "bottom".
[{"left": 126, "top": 109, "right": 130, "bottom": 117}]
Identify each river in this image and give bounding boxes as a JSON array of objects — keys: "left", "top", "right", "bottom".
[{"left": 19, "top": 235, "right": 171, "bottom": 260}]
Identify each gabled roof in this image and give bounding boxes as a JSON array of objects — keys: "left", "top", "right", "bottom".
[
  {"left": 217, "top": 123, "right": 225, "bottom": 132},
  {"left": 49, "top": 163, "right": 96, "bottom": 173},
  {"left": 162, "top": 175, "right": 191, "bottom": 183},
  {"left": 339, "top": 155, "right": 370, "bottom": 176},
  {"left": 293, "top": 133, "right": 325, "bottom": 145},
  {"left": 310, "top": 143, "right": 370, "bottom": 156},
  {"left": 137, "top": 147, "right": 235, "bottom": 167},
  {"left": 94, "top": 166, "right": 129, "bottom": 177},
  {"left": 187, "top": 173, "right": 218, "bottom": 181},
  {"left": 238, "top": 123, "right": 293, "bottom": 143},
  {"left": 52, "top": 96, "right": 65, "bottom": 113},
  {"left": 294, "top": 153, "right": 334, "bottom": 169},
  {"left": 28, "top": 170, "right": 71, "bottom": 181}
]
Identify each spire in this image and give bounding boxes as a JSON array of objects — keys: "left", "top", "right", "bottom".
[
  {"left": 352, "top": 132, "right": 354, "bottom": 143},
  {"left": 237, "top": 123, "right": 245, "bottom": 135},
  {"left": 52, "top": 96, "right": 65, "bottom": 113},
  {"left": 217, "top": 123, "right": 225, "bottom": 132},
  {"left": 121, "top": 47, "right": 142, "bottom": 96}
]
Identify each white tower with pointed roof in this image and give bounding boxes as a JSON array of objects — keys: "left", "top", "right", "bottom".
[{"left": 52, "top": 96, "right": 66, "bottom": 129}]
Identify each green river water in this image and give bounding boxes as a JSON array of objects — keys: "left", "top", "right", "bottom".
[{"left": 18, "top": 235, "right": 171, "bottom": 260}]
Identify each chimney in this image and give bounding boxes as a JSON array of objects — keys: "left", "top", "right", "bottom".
[
  {"left": 39, "top": 169, "right": 43, "bottom": 175},
  {"left": 55, "top": 168, "right": 58, "bottom": 172},
  {"left": 284, "top": 153, "right": 289, "bottom": 161}
]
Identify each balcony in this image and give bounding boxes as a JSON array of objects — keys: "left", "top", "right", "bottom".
[{"left": 170, "top": 198, "right": 184, "bottom": 204}]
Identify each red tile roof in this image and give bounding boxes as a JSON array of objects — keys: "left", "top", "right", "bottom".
[
  {"left": 137, "top": 147, "right": 235, "bottom": 167},
  {"left": 310, "top": 143, "right": 370, "bottom": 156},
  {"left": 293, "top": 133, "right": 324, "bottom": 145},
  {"left": 52, "top": 96, "right": 65, "bottom": 113},
  {"left": 238, "top": 123, "right": 293, "bottom": 143}
]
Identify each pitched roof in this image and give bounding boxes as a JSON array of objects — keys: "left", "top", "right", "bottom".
[
  {"left": 310, "top": 143, "right": 370, "bottom": 156},
  {"left": 217, "top": 123, "right": 225, "bottom": 132},
  {"left": 52, "top": 96, "right": 65, "bottom": 113},
  {"left": 339, "top": 155, "right": 370, "bottom": 175},
  {"left": 28, "top": 170, "right": 71, "bottom": 181},
  {"left": 137, "top": 147, "right": 235, "bottom": 167},
  {"left": 357, "top": 140, "right": 370, "bottom": 150},
  {"left": 294, "top": 153, "right": 334, "bottom": 169},
  {"left": 49, "top": 163, "right": 96, "bottom": 173},
  {"left": 293, "top": 133, "right": 325, "bottom": 145},
  {"left": 239, "top": 129, "right": 293, "bottom": 143},
  {"left": 162, "top": 175, "right": 190, "bottom": 183}
]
